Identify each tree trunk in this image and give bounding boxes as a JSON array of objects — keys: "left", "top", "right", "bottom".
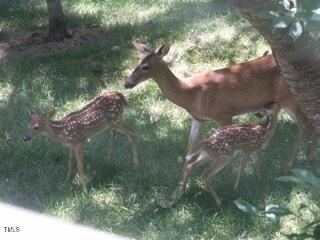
[
  {"left": 46, "top": 0, "right": 71, "bottom": 41},
  {"left": 226, "top": 0, "right": 320, "bottom": 133}
]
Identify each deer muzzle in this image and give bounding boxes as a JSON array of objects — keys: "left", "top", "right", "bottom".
[
  {"left": 124, "top": 78, "right": 136, "bottom": 89},
  {"left": 23, "top": 133, "right": 31, "bottom": 142}
]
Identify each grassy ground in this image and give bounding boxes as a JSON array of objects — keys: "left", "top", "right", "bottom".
[{"left": 0, "top": 0, "right": 319, "bottom": 239}]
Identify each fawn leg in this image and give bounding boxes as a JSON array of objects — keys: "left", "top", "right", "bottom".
[
  {"left": 250, "top": 152, "right": 261, "bottom": 181},
  {"left": 112, "top": 120, "right": 138, "bottom": 169},
  {"left": 108, "top": 130, "right": 116, "bottom": 161},
  {"left": 180, "top": 152, "right": 210, "bottom": 193},
  {"left": 66, "top": 147, "right": 75, "bottom": 181},
  {"left": 203, "top": 156, "right": 231, "bottom": 205},
  {"left": 74, "top": 144, "right": 87, "bottom": 193},
  {"left": 233, "top": 153, "right": 250, "bottom": 191}
]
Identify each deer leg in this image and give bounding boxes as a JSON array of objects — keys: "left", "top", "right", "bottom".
[
  {"left": 305, "top": 129, "right": 318, "bottom": 164},
  {"left": 187, "top": 118, "right": 204, "bottom": 153},
  {"left": 202, "top": 156, "right": 231, "bottom": 205},
  {"left": 250, "top": 152, "right": 261, "bottom": 181},
  {"left": 66, "top": 147, "right": 75, "bottom": 181},
  {"left": 112, "top": 120, "right": 138, "bottom": 169},
  {"left": 233, "top": 152, "right": 250, "bottom": 191},
  {"left": 74, "top": 144, "right": 87, "bottom": 193},
  {"left": 183, "top": 118, "right": 204, "bottom": 175},
  {"left": 283, "top": 123, "right": 306, "bottom": 173},
  {"left": 180, "top": 152, "right": 210, "bottom": 194},
  {"left": 108, "top": 130, "right": 116, "bottom": 161}
]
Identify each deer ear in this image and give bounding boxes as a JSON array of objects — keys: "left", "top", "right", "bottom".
[
  {"left": 25, "top": 107, "right": 36, "bottom": 116},
  {"left": 46, "top": 108, "right": 56, "bottom": 118},
  {"left": 156, "top": 44, "right": 170, "bottom": 58},
  {"left": 132, "top": 42, "right": 154, "bottom": 55}
]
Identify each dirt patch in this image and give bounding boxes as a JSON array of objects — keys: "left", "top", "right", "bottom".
[{"left": 0, "top": 27, "right": 107, "bottom": 62}]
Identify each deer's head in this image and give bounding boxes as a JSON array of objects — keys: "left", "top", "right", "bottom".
[
  {"left": 24, "top": 107, "right": 55, "bottom": 142},
  {"left": 124, "top": 42, "right": 170, "bottom": 89}
]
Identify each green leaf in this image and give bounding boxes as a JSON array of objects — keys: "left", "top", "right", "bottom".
[
  {"left": 272, "top": 16, "right": 293, "bottom": 29},
  {"left": 265, "top": 205, "right": 291, "bottom": 216},
  {"left": 265, "top": 204, "right": 281, "bottom": 225},
  {"left": 306, "top": 19, "right": 320, "bottom": 37},
  {"left": 285, "top": 8, "right": 297, "bottom": 18},
  {"left": 289, "top": 21, "right": 303, "bottom": 41},
  {"left": 233, "top": 199, "right": 258, "bottom": 215},
  {"left": 291, "top": 168, "right": 320, "bottom": 187},
  {"left": 256, "top": 10, "right": 280, "bottom": 19},
  {"left": 265, "top": 204, "right": 291, "bottom": 226},
  {"left": 300, "top": 0, "right": 320, "bottom": 12},
  {"left": 279, "top": 0, "right": 291, "bottom": 11},
  {"left": 311, "top": 12, "right": 320, "bottom": 21},
  {"left": 276, "top": 175, "right": 306, "bottom": 184}
]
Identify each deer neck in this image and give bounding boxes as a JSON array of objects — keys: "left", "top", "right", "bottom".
[
  {"left": 152, "top": 61, "right": 190, "bottom": 108},
  {"left": 43, "top": 120, "right": 65, "bottom": 143}
]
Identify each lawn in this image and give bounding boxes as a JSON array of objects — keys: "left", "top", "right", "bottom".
[{"left": 0, "top": 0, "right": 319, "bottom": 239}]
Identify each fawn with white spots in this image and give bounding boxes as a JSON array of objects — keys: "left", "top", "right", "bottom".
[
  {"left": 24, "top": 90, "right": 138, "bottom": 192},
  {"left": 179, "top": 102, "right": 280, "bottom": 205}
]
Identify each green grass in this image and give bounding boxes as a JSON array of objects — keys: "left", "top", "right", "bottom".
[{"left": 0, "top": 0, "right": 319, "bottom": 239}]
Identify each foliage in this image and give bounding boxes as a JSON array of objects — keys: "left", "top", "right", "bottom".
[
  {"left": 234, "top": 169, "right": 320, "bottom": 239},
  {"left": 256, "top": 0, "right": 320, "bottom": 41}
]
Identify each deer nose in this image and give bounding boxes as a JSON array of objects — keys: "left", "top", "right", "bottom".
[
  {"left": 23, "top": 134, "right": 31, "bottom": 142},
  {"left": 124, "top": 80, "right": 135, "bottom": 89}
]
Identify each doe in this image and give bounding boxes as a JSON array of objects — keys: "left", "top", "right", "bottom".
[
  {"left": 124, "top": 42, "right": 317, "bottom": 173},
  {"left": 24, "top": 90, "right": 138, "bottom": 192},
  {"left": 180, "top": 102, "right": 280, "bottom": 205}
]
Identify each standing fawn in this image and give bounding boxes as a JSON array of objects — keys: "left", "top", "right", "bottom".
[
  {"left": 124, "top": 42, "right": 317, "bottom": 173},
  {"left": 24, "top": 90, "right": 138, "bottom": 192},
  {"left": 180, "top": 103, "right": 280, "bottom": 205}
]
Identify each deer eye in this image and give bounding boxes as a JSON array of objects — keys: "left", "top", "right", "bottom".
[{"left": 141, "top": 65, "right": 149, "bottom": 71}]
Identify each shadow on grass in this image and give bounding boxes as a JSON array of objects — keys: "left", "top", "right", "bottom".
[
  {"left": 63, "top": 116, "right": 313, "bottom": 238},
  {"left": 0, "top": 93, "right": 317, "bottom": 238}
]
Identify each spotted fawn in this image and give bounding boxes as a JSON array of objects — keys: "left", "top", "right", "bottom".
[
  {"left": 180, "top": 102, "right": 280, "bottom": 205},
  {"left": 24, "top": 90, "right": 138, "bottom": 192}
]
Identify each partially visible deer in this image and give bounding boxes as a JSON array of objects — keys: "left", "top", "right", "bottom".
[
  {"left": 124, "top": 42, "right": 318, "bottom": 173},
  {"left": 24, "top": 90, "right": 138, "bottom": 192},
  {"left": 180, "top": 102, "right": 280, "bottom": 205}
]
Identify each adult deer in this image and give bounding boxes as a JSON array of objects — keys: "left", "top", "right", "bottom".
[
  {"left": 124, "top": 42, "right": 318, "bottom": 172},
  {"left": 24, "top": 90, "right": 138, "bottom": 192}
]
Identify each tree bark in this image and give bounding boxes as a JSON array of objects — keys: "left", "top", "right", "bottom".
[
  {"left": 226, "top": 0, "right": 320, "bottom": 133},
  {"left": 46, "top": 0, "right": 71, "bottom": 41}
]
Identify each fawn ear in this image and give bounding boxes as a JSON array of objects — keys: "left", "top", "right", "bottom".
[
  {"left": 156, "top": 44, "right": 170, "bottom": 58},
  {"left": 46, "top": 108, "right": 56, "bottom": 118},
  {"left": 132, "top": 42, "right": 154, "bottom": 55},
  {"left": 25, "top": 107, "right": 36, "bottom": 116}
]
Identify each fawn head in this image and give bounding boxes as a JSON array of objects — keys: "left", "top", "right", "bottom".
[
  {"left": 24, "top": 107, "right": 56, "bottom": 141},
  {"left": 254, "top": 102, "right": 279, "bottom": 118},
  {"left": 124, "top": 42, "right": 170, "bottom": 89},
  {"left": 263, "top": 102, "right": 279, "bottom": 118}
]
